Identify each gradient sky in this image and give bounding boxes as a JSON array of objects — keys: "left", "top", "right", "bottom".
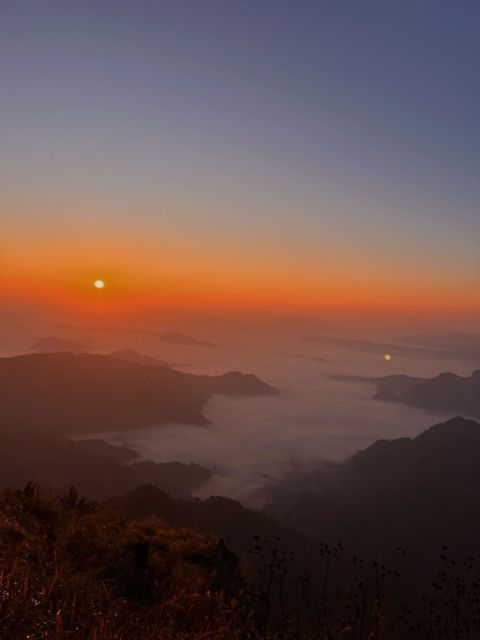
[{"left": 1, "top": 1, "right": 479, "bottom": 324}]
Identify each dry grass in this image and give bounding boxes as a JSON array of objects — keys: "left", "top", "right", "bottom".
[
  {"left": 0, "top": 484, "right": 251, "bottom": 640},
  {"left": 1, "top": 484, "right": 477, "bottom": 640}
]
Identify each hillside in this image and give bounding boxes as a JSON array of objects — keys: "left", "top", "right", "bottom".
[
  {"left": 332, "top": 373, "right": 425, "bottom": 394},
  {"left": 372, "top": 370, "right": 480, "bottom": 417},
  {"left": 0, "top": 484, "right": 247, "bottom": 639},
  {"left": 334, "top": 369, "right": 480, "bottom": 418},
  {"left": 0, "top": 352, "right": 276, "bottom": 432},
  {"left": 0, "top": 430, "right": 211, "bottom": 499},
  {"left": 1, "top": 482, "right": 477, "bottom": 638},
  {"left": 106, "top": 484, "right": 317, "bottom": 562},
  {"left": 265, "top": 417, "right": 480, "bottom": 562},
  {"left": 0, "top": 484, "right": 397, "bottom": 639}
]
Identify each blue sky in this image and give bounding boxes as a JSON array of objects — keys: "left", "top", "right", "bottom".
[{"left": 1, "top": 1, "right": 479, "bottom": 318}]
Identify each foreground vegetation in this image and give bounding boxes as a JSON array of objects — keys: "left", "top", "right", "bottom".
[
  {"left": 1, "top": 484, "right": 479, "bottom": 639},
  {"left": 0, "top": 484, "right": 247, "bottom": 639}
]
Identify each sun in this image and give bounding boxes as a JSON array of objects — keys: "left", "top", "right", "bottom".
[
  {"left": 94, "top": 279, "right": 105, "bottom": 289},
  {"left": 384, "top": 353, "right": 392, "bottom": 362}
]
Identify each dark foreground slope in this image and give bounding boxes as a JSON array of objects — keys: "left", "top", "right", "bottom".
[
  {"left": 0, "top": 352, "right": 276, "bottom": 432},
  {"left": 0, "top": 484, "right": 246, "bottom": 640},
  {"left": 3, "top": 483, "right": 480, "bottom": 639},
  {"left": 266, "top": 417, "right": 480, "bottom": 560},
  {"left": 0, "top": 485, "right": 387, "bottom": 640},
  {"left": 106, "top": 484, "right": 316, "bottom": 562}
]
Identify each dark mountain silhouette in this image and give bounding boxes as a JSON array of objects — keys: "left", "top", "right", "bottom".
[
  {"left": 0, "top": 352, "right": 276, "bottom": 433},
  {"left": 4, "top": 418, "right": 480, "bottom": 631},
  {"left": 108, "top": 348, "right": 170, "bottom": 367},
  {"left": 158, "top": 331, "right": 219, "bottom": 348},
  {"left": 265, "top": 417, "right": 480, "bottom": 569},
  {"left": 106, "top": 484, "right": 317, "bottom": 562},
  {"left": 185, "top": 369, "right": 278, "bottom": 396},
  {"left": 333, "top": 369, "right": 480, "bottom": 417},
  {"left": 30, "top": 336, "right": 91, "bottom": 354},
  {"left": 332, "top": 373, "right": 425, "bottom": 394},
  {"left": 68, "top": 437, "right": 139, "bottom": 462},
  {"left": 373, "top": 370, "right": 480, "bottom": 417},
  {"left": 0, "top": 430, "right": 211, "bottom": 499},
  {"left": 0, "top": 425, "right": 317, "bottom": 562}
]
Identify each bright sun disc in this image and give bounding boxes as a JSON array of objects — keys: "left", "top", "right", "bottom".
[
  {"left": 384, "top": 353, "right": 392, "bottom": 361},
  {"left": 94, "top": 279, "right": 105, "bottom": 289}
]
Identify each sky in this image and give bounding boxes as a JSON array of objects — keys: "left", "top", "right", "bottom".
[{"left": 1, "top": 1, "right": 479, "bottom": 328}]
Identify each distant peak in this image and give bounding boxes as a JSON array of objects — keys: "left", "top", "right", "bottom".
[{"left": 417, "top": 416, "right": 480, "bottom": 440}]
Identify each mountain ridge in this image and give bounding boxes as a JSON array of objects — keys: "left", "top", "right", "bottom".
[{"left": 0, "top": 352, "right": 276, "bottom": 432}]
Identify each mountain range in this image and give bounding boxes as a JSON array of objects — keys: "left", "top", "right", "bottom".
[
  {"left": 334, "top": 369, "right": 480, "bottom": 418},
  {"left": 264, "top": 416, "right": 480, "bottom": 569},
  {"left": 0, "top": 430, "right": 211, "bottom": 499},
  {"left": 374, "top": 370, "right": 480, "bottom": 417},
  {"left": 0, "top": 352, "right": 276, "bottom": 432}
]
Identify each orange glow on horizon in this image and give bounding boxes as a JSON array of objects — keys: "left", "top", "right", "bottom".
[
  {"left": 2, "top": 263, "right": 480, "bottom": 324},
  {"left": 2, "top": 229, "right": 479, "bottom": 322}
]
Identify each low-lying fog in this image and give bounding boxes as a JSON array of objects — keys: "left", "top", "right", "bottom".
[
  {"left": 95, "top": 336, "right": 463, "bottom": 505},
  {"left": 3, "top": 316, "right": 475, "bottom": 506}
]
